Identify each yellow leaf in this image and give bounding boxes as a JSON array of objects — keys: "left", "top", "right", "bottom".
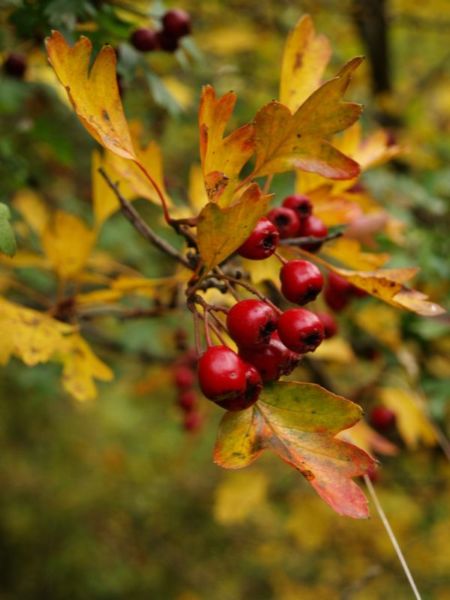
[
  {"left": 75, "top": 288, "right": 124, "bottom": 306},
  {"left": 378, "top": 387, "right": 436, "bottom": 449},
  {"left": 279, "top": 14, "right": 332, "bottom": 112},
  {"left": 197, "top": 184, "right": 270, "bottom": 270},
  {"left": 45, "top": 31, "right": 135, "bottom": 160},
  {"left": 312, "top": 336, "right": 356, "bottom": 363},
  {"left": 213, "top": 470, "right": 268, "bottom": 525},
  {"left": 242, "top": 254, "right": 281, "bottom": 286},
  {"left": 13, "top": 189, "right": 50, "bottom": 235},
  {"left": 42, "top": 212, "right": 96, "bottom": 279},
  {"left": 60, "top": 334, "right": 113, "bottom": 402},
  {"left": 162, "top": 76, "right": 193, "bottom": 110},
  {"left": 355, "top": 304, "right": 402, "bottom": 350},
  {"left": 253, "top": 58, "right": 363, "bottom": 180},
  {"left": 188, "top": 164, "right": 209, "bottom": 216},
  {"left": 199, "top": 85, "right": 255, "bottom": 203},
  {"left": 322, "top": 238, "right": 390, "bottom": 270}
]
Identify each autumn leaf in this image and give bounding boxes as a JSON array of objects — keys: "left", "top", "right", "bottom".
[
  {"left": 214, "top": 381, "right": 374, "bottom": 518},
  {"left": 338, "top": 420, "right": 398, "bottom": 457},
  {"left": 13, "top": 188, "right": 50, "bottom": 235},
  {"left": 279, "top": 14, "right": 332, "bottom": 112},
  {"left": 322, "top": 238, "right": 390, "bottom": 271},
  {"left": 197, "top": 184, "right": 270, "bottom": 270},
  {"left": 199, "top": 85, "right": 255, "bottom": 203},
  {"left": 213, "top": 470, "right": 269, "bottom": 525},
  {"left": 253, "top": 58, "right": 363, "bottom": 180},
  {"left": 45, "top": 31, "right": 135, "bottom": 160}
]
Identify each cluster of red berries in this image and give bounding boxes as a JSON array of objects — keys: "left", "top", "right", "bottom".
[
  {"left": 173, "top": 353, "right": 202, "bottom": 432},
  {"left": 130, "top": 9, "right": 191, "bottom": 53},
  {"left": 237, "top": 193, "right": 328, "bottom": 260},
  {"left": 324, "top": 272, "right": 367, "bottom": 312},
  {"left": 3, "top": 53, "right": 27, "bottom": 79}
]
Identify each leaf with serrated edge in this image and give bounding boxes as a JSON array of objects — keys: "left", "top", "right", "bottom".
[
  {"left": 214, "top": 382, "right": 374, "bottom": 518},
  {"left": 254, "top": 58, "right": 363, "bottom": 180}
]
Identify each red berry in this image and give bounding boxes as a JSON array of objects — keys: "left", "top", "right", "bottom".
[
  {"left": 238, "top": 217, "right": 280, "bottom": 260},
  {"left": 370, "top": 406, "right": 396, "bottom": 431},
  {"left": 282, "top": 194, "right": 313, "bottom": 219},
  {"left": 216, "top": 364, "right": 262, "bottom": 411},
  {"left": 174, "top": 365, "right": 195, "bottom": 390},
  {"left": 156, "top": 29, "right": 179, "bottom": 52},
  {"left": 226, "top": 299, "right": 278, "bottom": 349},
  {"left": 162, "top": 9, "right": 191, "bottom": 38},
  {"left": 198, "top": 346, "right": 247, "bottom": 401},
  {"left": 366, "top": 463, "right": 380, "bottom": 483},
  {"left": 298, "top": 215, "right": 328, "bottom": 252},
  {"left": 316, "top": 312, "right": 338, "bottom": 339},
  {"left": 277, "top": 308, "right": 324, "bottom": 353},
  {"left": 130, "top": 28, "right": 158, "bottom": 51},
  {"left": 324, "top": 272, "right": 352, "bottom": 312},
  {"left": 351, "top": 285, "right": 368, "bottom": 298},
  {"left": 239, "top": 332, "right": 300, "bottom": 382},
  {"left": 280, "top": 259, "right": 324, "bottom": 305},
  {"left": 267, "top": 207, "right": 300, "bottom": 239},
  {"left": 3, "top": 53, "right": 27, "bottom": 78},
  {"left": 178, "top": 390, "right": 197, "bottom": 411},
  {"left": 183, "top": 410, "right": 202, "bottom": 432}
]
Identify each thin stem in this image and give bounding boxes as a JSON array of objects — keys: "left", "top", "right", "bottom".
[
  {"left": 280, "top": 230, "right": 343, "bottom": 246},
  {"left": 99, "top": 168, "right": 191, "bottom": 269},
  {"left": 364, "top": 475, "right": 422, "bottom": 600},
  {"left": 274, "top": 250, "right": 287, "bottom": 265},
  {"left": 203, "top": 309, "right": 212, "bottom": 347},
  {"left": 193, "top": 310, "right": 202, "bottom": 356},
  {"left": 133, "top": 160, "right": 172, "bottom": 225},
  {"left": 262, "top": 174, "right": 273, "bottom": 194},
  {"left": 217, "top": 272, "right": 281, "bottom": 314}
]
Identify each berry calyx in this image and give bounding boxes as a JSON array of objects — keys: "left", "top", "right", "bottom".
[
  {"left": 216, "top": 364, "right": 262, "bottom": 411},
  {"left": 280, "top": 259, "right": 324, "bottom": 305},
  {"left": 162, "top": 9, "right": 191, "bottom": 38},
  {"left": 370, "top": 406, "right": 396, "bottom": 431},
  {"left": 130, "top": 28, "right": 158, "bottom": 51},
  {"left": 198, "top": 346, "right": 247, "bottom": 400},
  {"left": 238, "top": 217, "right": 280, "bottom": 260},
  {"left": 178, "top": 390, "right": 197, "bottom": 411},
  {"left": 282, "top": 194, "right": 312, "bottom": 219},
  {"left": 324, "top": 272, "right": 353, "bottom": 312},
  {"left": 226, "top": 299, "right": 278, "bottom": 348},
  {"left": 316, "top": 312, "right": 338, "bottom": 339},
  {"left": 277, "top": 308, "right": 324, "bottom": 353},
  {"left": 298, "top": 215, "right": 328, "bottom": 251},
  {"left": 239, "top": 332, "right": 300, "bottom": 382},
  {"left": 3, "top": 53, "right": 27, "bottom": 78},
  {"left": 267, "top": 207, "right": 300, "bottom": 239},
  {"left": 174, "top": 365, "right": 195, "bottom": 390}
]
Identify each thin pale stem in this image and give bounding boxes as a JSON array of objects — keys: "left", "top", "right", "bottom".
[{"left": 133, "top": 160, "right": 172, "bottom": 225}]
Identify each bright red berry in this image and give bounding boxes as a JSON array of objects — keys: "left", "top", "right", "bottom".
[
  {"left": 174, "top": 365, "right": 195, "bottom": 390},
  {"left": 239, "top": 332, "right": 300, "bottom": 382},
  {"left": 162, "top": 9, "right": 191, "bottom": 38},
  {"left": 3, "top": 53, "right": 27, "bottom": 78},
  {"left": 183, "top": 410, "right": 202, "bottom": 432},
  {"left": 267, "top": 207, "right": 300, "bottom": 239},
  {"left": 298, "top": 215, "right": 328, "bottom": 252},
  {"left": 226, "top": 299, "right": 278, "bottom": 349},
  {"left": 277, "top": 308, "right": 324, "bottom": 353},
  {"left": 324, "top": 272, "right": 353, "bottom": 312},
  {"left": 280, "top": 259, "right": 324, "bottom": 305},
  {"left": 216, "top": 364, "right": 262, "bottom": 411},
  {"left": 316, "top": 312, "right": 338, "bottom": 339},
  {"left": 178, "top": 390, "right": 197, "bottom": 411},
  {"left": 198, "top": 346, "right": 247, "bottom": 401},
  {"left": 238, "top": 217, "right": 279, "bottom": 260},
  {"left": 130, "top": 27, "right": 158, "bottom": 51},
  {"left": 370, "top": 406, "right": 396, "bottom": 431},
  {"left": 282, "top": 194, "right": 313, "bottom": 219}
]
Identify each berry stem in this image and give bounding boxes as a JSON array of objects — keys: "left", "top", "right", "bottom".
[
  {"left": 274, "top": 250, "right": 288, "bottom": 265},
  {"left": 193, "top": 310, "right": 202, "bottom": 356},
  {"left": 133, "top": 160, "right": 172, "bottom": 226},
  {"left": 217, "top": 273, "right": 282, "bottom": 315},
  {"left": 203, "top": 309, "right": 213, "bottom": 347}
]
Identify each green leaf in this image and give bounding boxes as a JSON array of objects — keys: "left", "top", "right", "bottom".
[{"left": 0, "top": 203, "right": 17, "bottom": 257}]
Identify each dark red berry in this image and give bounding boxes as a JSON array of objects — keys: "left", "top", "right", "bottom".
[
  {"left": 183, "top": 410, "right": 202, "bottom": 432},
  {"left": 298, "top": 215, "right": 328, "bottom": 252},
  {"left": 156, "top": 29, "right": 179, "bottom": 52},
  {"left": 351, "top": 285, "right": 368, "bottom": 298},
  {"left": 282, "top": 194, "right": 313, "bottom": 219},
  {"left": 267, "top": 207, "right": 300, "bottom": 239},
  {"left": 238, "top": 217, "right": 280, "bottom": 260},
  {"left": 130, "top": 28, "right": 158, "bottom": 51},
  {"left": 280, "top": 259, "right": 324, "bottom": 305},
  {"left": 366, "top": 463, "right": 379, "bottom": 483},
  {"left": 162, "top": 9, "right": 191, "bottom": 38},
  {"left": 370, "top": 406, "right": 396, "bottom": 431},
  {"left": 277, "top": 308, "right": 324, "bottom": 353},
  {"left": 324, "top": 272, "right": 353, "bottom": 312},
  {"left": 198, "top": 346, "right": 247, "bottom": 401},
  {"left": 174, "top": 365, "right": 195, "bottom": 390},
  {"left": 3, "top": 53, "right": 27, "bottom": 78},
  {"left": 316, "top": 312, "right": 338, "bottom": 339},
  {"left": 239, "top": 332, "right": 300, "bottom": 382},
  {"left": 178, "top": 390, "right": 197, "bottom": 411},
  {"left": 216, "top": 364, "right": 262, "bottom": 411},
  {"left": 226, "top": 299, "right": 278, "bottom": 349}
]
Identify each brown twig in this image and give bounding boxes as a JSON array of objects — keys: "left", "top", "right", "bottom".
[{"left": 280, "top": 230, "right": 343, "bottom": 246}]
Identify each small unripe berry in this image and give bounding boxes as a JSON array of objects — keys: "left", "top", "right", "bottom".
[
  {"left": 226, "top": 299, "right": 278, "bottom": 348},
  {"left": 324, "top": 272, "right": 353, "bottom": 312},
  {"left": 316, "top": 312, "right": 338, "bottom": 339},
  {"left": 298, "top": 215, "right": 328, "bottom": 252},
  {"left": 130, "top": 28, "right": 158, "bottom": 51},
  {"left": 3, "top": 53, "right": 27, "bottom": 78},
  {"left": 238, "top": 217, "right": 279, "bottom": 260},
  {"left": 277, "top": 308, "right": 324, "bottom": 353},
  {"left": 162, "top": 9, "right": 191, "bottom": 38},
  {"left": 267, "top": 207, "right": 300, "bottom": 239},
  {"left": 370, "top": 406, "right": 396, "bottom": 431},
  {"left": 174, "top": 365, "right": 195, "bottom": 390},
  {"left": 239, "top": 332, "right": 300, "bottom": 382},
  {"left": 198, "top": 346, "right": 247, "bottom": 400},
  {"left": 282, "top": 194, "right": 312, "bottom": 219},
  {"left": 178, "top": 390, "right": 197, "bottom": 411},
  {"left": 216, "top": 364, "right": 262, "bottom": 411},
  {"left": 280, "top": 259, "right": 324, "bottom": 305}
]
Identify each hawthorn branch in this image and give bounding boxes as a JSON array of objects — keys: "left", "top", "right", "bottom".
[
  {"left": 280, "top": 230, "right": 343, "bottom": 246},
  {"left": 98, "top": 168, "right": 191, "bottom": 269}
]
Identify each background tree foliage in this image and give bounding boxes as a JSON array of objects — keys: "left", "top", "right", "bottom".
[{"left": 0, "top": 1, "right": 449, "bottom": 598}]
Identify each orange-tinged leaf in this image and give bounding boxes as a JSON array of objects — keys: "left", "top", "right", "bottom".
[
  {"left": 42, "top": 212, "right": 96, "bottom": 279},
  {"left": 199, "top": 85, "right": 255, "bottom": 202},
  {"left": 279, "top": 14, "right": 332, "bottom": 112},
  {"left": 253, "top": 58, "right": 363, "bottom": 180},
  {"left": 45, "top": 31, "right": 135, "bottom": 160},
  {"left": 214, "top": 381, "right": 374, "bottom": 518},
  {"left": 197, "top": 184, "right": 270, "bottom": 270}
]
